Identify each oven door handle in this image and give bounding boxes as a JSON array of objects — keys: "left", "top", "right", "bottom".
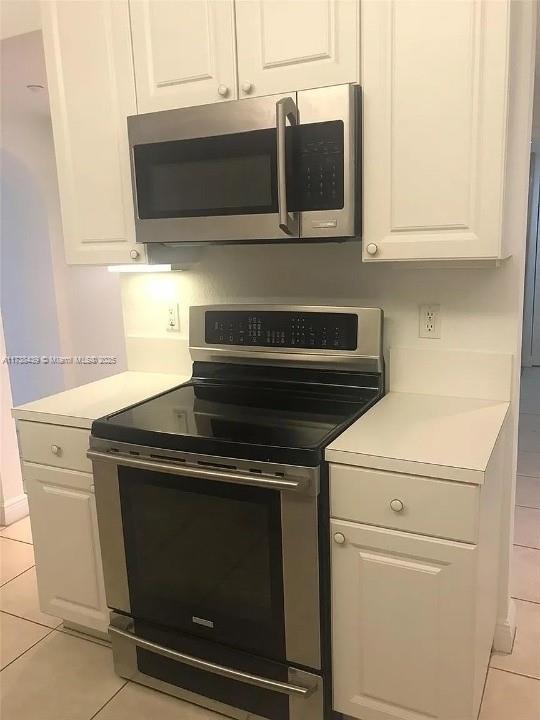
[
  {"left": 276, "top": 96, "right": 298, "bottom": 235},
  {"left": 87, "top": 449, "right": 305, "bottom": 492},
  {"left": 109, "top": 625, "right": 315, "bottom": 697}
]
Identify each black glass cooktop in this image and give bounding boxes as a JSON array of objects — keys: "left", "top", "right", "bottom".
[{"left": 92, "top": 363, "right": 383, "bottom": 466}]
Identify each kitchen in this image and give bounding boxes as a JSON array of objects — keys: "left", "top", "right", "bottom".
[{"left": 1, "top": 1, "right": 539, "bottom": 720}]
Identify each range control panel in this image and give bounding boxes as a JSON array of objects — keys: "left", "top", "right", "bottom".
[{"left": 205, "top": 311, "right": 358, "bottom": 350}]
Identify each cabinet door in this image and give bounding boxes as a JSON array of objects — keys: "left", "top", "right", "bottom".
[
  {"left": 41, "top": 1, "right": 144, "bottom": 265},
  {"left": 129, "top": 0, "right": 237, "bottom": 113},
  {"left": 25, "top": 466, "right": 109, "bottom": 634},
  {"left": 331, "top": 519, "right": 477, "bottom": 720},
  {"left": 235, "top": 0, "right": 358, "bottom": 98},
  {"left": 362, "top": 0, "right": 510, "bottom": 261}
]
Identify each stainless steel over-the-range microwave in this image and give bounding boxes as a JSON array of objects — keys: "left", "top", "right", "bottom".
[{"left": 127, "top": 84, "right": 361, "bottom": 245}]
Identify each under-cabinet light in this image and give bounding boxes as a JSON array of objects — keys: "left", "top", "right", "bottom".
[{"left": 107, "top": 264, "right": 172, "bottom": 273}]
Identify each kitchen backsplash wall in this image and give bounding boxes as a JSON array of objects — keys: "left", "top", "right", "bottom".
[{"left": 120, "top": 240, "right": 520, "bottom": 381}]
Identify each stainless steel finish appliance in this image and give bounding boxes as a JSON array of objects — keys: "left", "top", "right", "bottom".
[
  {"left": 89, "top": 305, "right": 384, "bottom": 720},
  {"left": 189, "top": 304, "right": 383, "bottom": 372},
  {"left": 128, "top": 84, "right": 361, "bottom": 245}
]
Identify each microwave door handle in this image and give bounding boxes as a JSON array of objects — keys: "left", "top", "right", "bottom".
[{"left": 276, "top": 96, "right": 298, "bottom": 235}]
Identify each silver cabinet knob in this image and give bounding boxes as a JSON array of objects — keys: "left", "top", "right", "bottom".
[
  {"left": 51, "top": 444, "right": 61, "bottom": 456},
  {"left": 390, "top": 498, "right": 404, "bottom": 513},
  {"left": 90, "top": 484, "right": 95, "bottom": 494},
  {"left": 366, "top": 243, "right": 379, "bottom": 256},
  {"left": 241, "top": 81, "right": 253, "bottom": 94},
  {"left": 334, "top": 532, "right": 346, "bottom": 545},
  {"left": 130, "top": 249, "right": 140, "bottom": 260},
  {"left": 217, "top": 84, "right": 229, "bottom": 97}
]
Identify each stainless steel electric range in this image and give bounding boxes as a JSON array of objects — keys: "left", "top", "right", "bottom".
[{"left": 88, "top": 305, "right": 384, "bottom": 720}]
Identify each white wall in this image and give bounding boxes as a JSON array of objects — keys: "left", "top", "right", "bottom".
[
  {"left": 0, "top": 310, "right": 26, "bottom": 525},
  {"left": 1, "top": 31, "right": 64, "bottom": 405},
  {"left": 1, "top": 31, "right": 127, "bottom": 405},
  {"left": 0, "top": 0, "right": 40, "bottom": 41},
  {"left": 121, "top": 242, "right": 522, "bottom": 366}
]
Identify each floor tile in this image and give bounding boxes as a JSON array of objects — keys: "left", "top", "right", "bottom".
[
  {"left": 0, "top": 516, "right": 33, "bottom": 544},
  {"left": 490, "top": 600, "right": 540, "bottom": 679},
  {"left": 0, "top": 612, "right": 51, "bottom": 670},
  {"left": 0, "top": 538, "right": 34, "bottom": 586},
  {"left": 517, "top": 452, "right": 540, "bottom": 478},
  {"left": 0, "top": 567, "right": 61, "bottom": 629},
  {"left": 512, "top": 546, "right": 540, "bottom": 603},
  {"left": 94, "top": 681, "right": 235, "bottom": 720},
  {"left": 514, "top": 507, "right": 540, "bottom": 549},
  {"left": 479, "top": 668, "right": 540, "bottom": 719},
  {"left": 517, "top": 475, "right": 540, "bottom": 509},
  {"left": 0, "top": 630, "right": 125, "bottom": 720}
]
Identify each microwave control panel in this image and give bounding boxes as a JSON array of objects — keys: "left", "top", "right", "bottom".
[
  {"left": 205, "top": 310, "right": 358, "bottom": 350},
  {"left": 291, "top": 120, "right": 345, "bottom": 212}
]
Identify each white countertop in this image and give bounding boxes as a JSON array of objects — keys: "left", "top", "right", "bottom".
[
  {"left": 326, "top": 392, "right": 509, "bottom": 484},
  {"left": 12, "top": 371, "right": 190, "bottom": 429}
]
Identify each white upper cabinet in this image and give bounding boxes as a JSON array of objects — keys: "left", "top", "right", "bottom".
[
  {"left": 235, "top": 0, "right": 359, "bottom": 98},
  {"left": 42, "top": 1, "right": 144, "bottom": 265},
  {"left": 129, "top": 0, "right": 237, "bottom": 113},
  {"left": 361, "top": 0, "right": 511, "bottom": 262}
]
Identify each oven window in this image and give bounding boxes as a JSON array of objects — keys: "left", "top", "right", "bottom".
[
  {"left": 133, "top": 128, "right": 278, "bottom": 218},
  {"left": 119, "top": 467, "right": 286, "bottom": 661}
]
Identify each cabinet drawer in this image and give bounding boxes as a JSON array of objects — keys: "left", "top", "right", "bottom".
[
  {"left": 17, "top": 421, "right": 91, "bottom": 473},
  {"left": 330, "top": 464, "right": 479, "bottom": 543}
]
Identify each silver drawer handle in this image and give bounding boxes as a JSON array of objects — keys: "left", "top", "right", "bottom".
[
  {"left": 109, "top": 626, "right": 315, "bottom": 698},
  {"left": 51, "top": 444, "right": 61, "bottom": 456},
  {"left": 87, "top": 450, "right": 304, "bottom": 492}
]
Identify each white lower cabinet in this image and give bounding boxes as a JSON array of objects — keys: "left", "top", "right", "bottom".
[
  {"left": 24, "top": 463, "right": 109, "bottom": 634},
  {"left": 331, "top": 519, "right": 477, "bottom": 720}
]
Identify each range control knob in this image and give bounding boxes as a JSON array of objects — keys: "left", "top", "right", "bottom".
[
  {"left": 217, "top": 84, "right": 229, "bottom": 97},
  {"left": 333, "top": 532, "right": 346, "bottom": 545},
  {"left": 366, "top": 243, "right": 379, "bottom": 256},
  {"left": 130, "top": 249, "right": 140, "bottom": 260},
  {"left": 241, "top": 81, "right": 254, "bottom": 94},
  {"left": 390, "top": 498, "right": 405, "bottom": 513}
]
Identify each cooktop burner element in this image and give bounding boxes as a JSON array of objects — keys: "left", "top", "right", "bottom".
[{"left": 92, "top": 366, "right": 381, "bottom": 465}]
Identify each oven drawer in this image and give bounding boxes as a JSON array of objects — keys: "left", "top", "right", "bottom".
[
  {"left": 17, "top": 420, "right": 91, "bottom": 473},
  {"left": 109, "top": 613, "right": 324, "bottom": 720},
  {"left": 330, "top": 464, "right": 479, "bottom": 543}
]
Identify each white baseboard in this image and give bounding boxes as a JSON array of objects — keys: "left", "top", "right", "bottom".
[
  {"left": 0, "top": 493, "right": 29, "bottom": 527},
  {"left": 493, "top": 599, "right": 517, "bottom": 653}
]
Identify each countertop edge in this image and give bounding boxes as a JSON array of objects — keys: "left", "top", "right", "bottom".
[{"left": 325, "top": 393, "right": 510, "bottom": 484}]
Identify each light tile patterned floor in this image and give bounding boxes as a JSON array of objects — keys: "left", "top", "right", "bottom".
[{"left": 1, "top": 368, "right": 540, "bottom": 718}]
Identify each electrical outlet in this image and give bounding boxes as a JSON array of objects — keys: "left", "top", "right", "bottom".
[
  {"left": 167, "top": 303, "right": 180, "bottom": 332},
  {"left": 419, "top": 304, "right": 441, "bottom": 339}
]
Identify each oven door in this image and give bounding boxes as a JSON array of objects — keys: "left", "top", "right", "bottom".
[
  {"left": 89, "top": 445, "right": 321, "bottom": 671},
  {"left": 128, "top": 93, "right": 300, "bottom": 243}
]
